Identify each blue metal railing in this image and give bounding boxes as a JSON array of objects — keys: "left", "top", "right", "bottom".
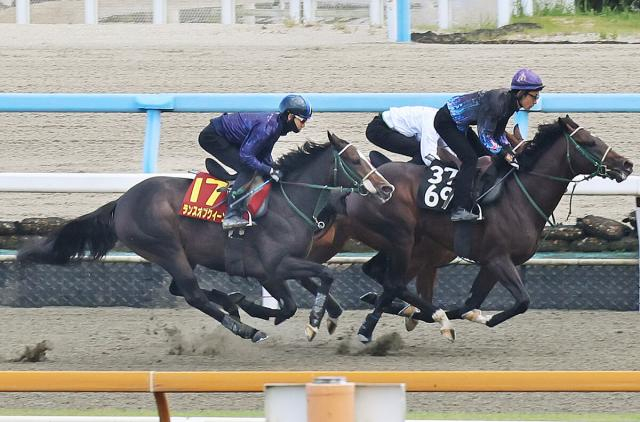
[{"left": 1, "top": 93, "right": 639, "bottom": 172}]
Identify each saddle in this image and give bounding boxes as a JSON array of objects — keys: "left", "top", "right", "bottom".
[
  {"left": 178, "top": 170, "right": 271, "bottom": 224},
  {"left": 368, "top": 150, "right": 507, "bottom": 211}
]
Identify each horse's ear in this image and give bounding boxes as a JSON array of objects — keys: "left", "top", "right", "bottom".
[
  {"left": 513, "top": 124, "right": 523, "bottom": 141},
  {"left": 327, "top": 131, "right": 336, "bottom": 142}
]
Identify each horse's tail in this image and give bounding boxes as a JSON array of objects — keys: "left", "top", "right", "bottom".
[{"left": 17, "top": 200, "right": 118, "bottom": 265}]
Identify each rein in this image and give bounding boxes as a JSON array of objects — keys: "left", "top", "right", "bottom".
[
  {"left": 512, "top": 126, "right": 611, "bottom": 226},
  {"left": 278, "top": 143, "right": 381, "bottom": 229}
]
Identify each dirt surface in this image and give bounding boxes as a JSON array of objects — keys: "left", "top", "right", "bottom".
[{"left": 0, "top": 307, "right": 639, "bottom": 414}]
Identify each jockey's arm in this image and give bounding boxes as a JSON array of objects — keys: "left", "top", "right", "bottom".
[{"left": 239, "top": 129, "right": 272, "bottom": 176}]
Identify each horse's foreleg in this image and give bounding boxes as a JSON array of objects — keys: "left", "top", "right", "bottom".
[
  {"left": 297, "top": 277, "right": 344, "bottom": 335},
  {"left": 260, "top": 279, "right": 298, "bottom": 326},
  {"left": 445, "top": 266, "right": 497, "bottom": 323},
  {"left": 274, "top": 257, "right": 335, "bottom": 341},
  {"left": 483, "top": 258, "right": 530, "bottom": 327},
  {"left": 397, "top": 290, "right": 455, "bottom": 342},
  {"left": 357, "top": 287, "right": 396, "bottom": 344}
]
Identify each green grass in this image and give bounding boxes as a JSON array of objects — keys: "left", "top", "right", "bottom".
[
  {"left": 1, "top": 408, "right": 640, "bottom": 421},
  {"left": 511, "top": 12, "right": 640, "bottom": 37},
  {"left": 415, "top": 11, "right": 640, "bottom": 40}
]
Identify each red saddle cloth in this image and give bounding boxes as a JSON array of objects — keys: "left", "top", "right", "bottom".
[{"left": 179, "top": 172, "right": 271, "bottom": 223}]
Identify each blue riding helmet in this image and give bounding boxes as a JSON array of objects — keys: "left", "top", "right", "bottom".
[
  {"left": 510, "top": 68, "right": 545, "bottom": 91},
  {"left": 279, "top": 94, "right": 313, "bottom": 120}
]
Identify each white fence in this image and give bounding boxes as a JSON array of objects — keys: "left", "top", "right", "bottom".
[{"left": 2, "top": 0, "right": 576, "bottom": 28}]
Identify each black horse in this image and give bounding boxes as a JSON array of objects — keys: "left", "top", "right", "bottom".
[
  {"left": 18, "top": 132, "right": 394, "bottom": 343},
  {"left": 312, "top": 116, "right": 633, "bottom": 343}
]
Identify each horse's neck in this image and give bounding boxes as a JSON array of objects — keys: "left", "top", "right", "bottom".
[
  {"left": 511, "top": 139, "right": 574, "bottom": 229},
  {"left": 276, "top": 150, "right": 335, "bottom": 218}
]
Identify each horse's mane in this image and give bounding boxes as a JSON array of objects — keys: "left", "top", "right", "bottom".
[
  {"left": 274, "top": 141, "right": 332, "bottom": 173},
  {"left": 518, "top": 118, "right": 565, "bottom": 169}
]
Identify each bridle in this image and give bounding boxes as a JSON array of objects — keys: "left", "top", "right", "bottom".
[
  {"left": 278, "top": 142, "right": 393, "bottom": 229},
  {"left": 511, "top": 124, "right": 613, "bottom": 226}
]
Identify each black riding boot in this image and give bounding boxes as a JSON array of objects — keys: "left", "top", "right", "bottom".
[{"left": 222, "top": 188, "right": 248, "bottom": 230}]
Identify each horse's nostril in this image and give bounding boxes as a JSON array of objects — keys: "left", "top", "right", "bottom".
[
  {"left": 381, "top": 185, "right": 394, "bottom": 195},
  {"left": 624, "top": 160, "right": 634, "bottom": 173}
]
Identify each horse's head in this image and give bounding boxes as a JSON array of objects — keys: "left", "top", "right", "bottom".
[
  {"left": 559, "top": 116, "right": 633, "bottom": 182},
  {"left": 327, "top": 131, "right": 395, "bottom": 203}
]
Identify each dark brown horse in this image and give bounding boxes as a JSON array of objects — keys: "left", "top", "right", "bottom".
[
  {"left": 17, "top": 132, "right": 394, "bottom": 343},
  {"left": 309, "top": 116, "right": 633, "bottom": 343}
]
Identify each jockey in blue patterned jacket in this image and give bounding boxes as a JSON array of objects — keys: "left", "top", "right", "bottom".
[
  {"left": 434, "top": 68, "right": 544, "bottom": 221},
  {"left": 198, "top": 94, "right": 313, "bottom": 230}
]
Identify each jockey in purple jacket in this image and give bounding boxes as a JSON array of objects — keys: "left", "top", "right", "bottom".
[
  {"left": 198, "top": 94, "right": 313, "bottom": 230},
  {"left": 434, "top": 68, "right": 544, "bottom": 222}
]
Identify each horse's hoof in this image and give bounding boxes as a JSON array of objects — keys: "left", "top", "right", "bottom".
[
  {"left": 327, "top": 316, "right": 339, "bottom": 335},
  {"left": 357, "top": 333, "right": 372, "bottom": 344},
  {"left": 462, "top": 309, "right": 490, "bottom": 325},
  {"left": 252, "top": 331, "right": 268, "bottom": 343},
  {"left": 227, "top": 292, "right": 245, "bottom": 304},
  {"left": 399, "top": 304, "right": 417, "bottom": 318},
  {"left": 440, "top": 328, "right": 456, "bottom": 342},
  {"left": 305, "top": 323, "right": 318, "bottom": 341},
  {"left": 404, "top": 316, "right": 418, "bottom": 332}
]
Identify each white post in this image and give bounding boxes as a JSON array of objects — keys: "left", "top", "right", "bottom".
[
  {"left": 496, "top": 0, "right": 512, "bottom": 27},
  {"left": 369, "top": 0, "right": 383, "bottom": 26},
  {"left": 437, "top": 0, "right": 449, "bottom": 30},
  {"left": 221, "top": 0, "right": 235, "bottom": 24},
  {"left": 303, "top": 0, "right": 315, "bottom": 23},
  {"left": 84, "top": 0, "right": 98, "bottom": 24},
  {"left": 521, "top": 0, "right": 533, "bottom": 16},
  {"left": 289, "top": 0, "right": 301, "bottom": 22},
  {"left": 386, "top": 0, "right": 396, "bottom": 41},
  {"left": 262, "top": 287, "right": 280, "bottom": 310},
  {"left": 16, "top": 0, "right": 30, "bottom": 24},
  {"left": 152, "top": 0, "right": 167, "bottom": 24}
]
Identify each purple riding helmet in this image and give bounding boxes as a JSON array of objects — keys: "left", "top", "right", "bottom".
[{"left": 510, "top": 68, "right": 545, "bottom": 91}]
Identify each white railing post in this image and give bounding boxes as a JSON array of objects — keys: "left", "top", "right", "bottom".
[
  {"left": 16, "top": 0, "right": 30, "bottom": 24},
  {"left": 221, "top": 0, "right": 235, "bottom": 24},
  {"left": 520, "top": 0, "right": 533, "bottom": 16},
  {"left": 437, "top": 0, "right": 449, "bottom": 30},
  {"left": 369, "top": 0, "right": 383, "bottom": 26},
  {"left": 153, "top": 0, "right": 167, "bottom": 24},
  {"left": 303, "top": 0, "right": 315, "bottom": 24},
  {"left": 497, "top": 0, "right": 512, "bottom": 27},
  {"left": 386, "top": 0, "right": 396, "bottom": 41},
  {"left": 289, "top": 0, "right": 301, "bottom": 22},
  {"left": 84, "top": 0, "right": 98, "bottom": 24}
]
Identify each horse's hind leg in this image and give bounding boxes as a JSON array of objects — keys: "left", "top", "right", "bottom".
[
  {"left": 164, "top": 256, "right": 267, "bottom": 343},
  {"left": 169, "top": 279, "right": 241, "bottom": 320},
  {"left": 297, "top": 277, "right": 343, "bottom": 335}
]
